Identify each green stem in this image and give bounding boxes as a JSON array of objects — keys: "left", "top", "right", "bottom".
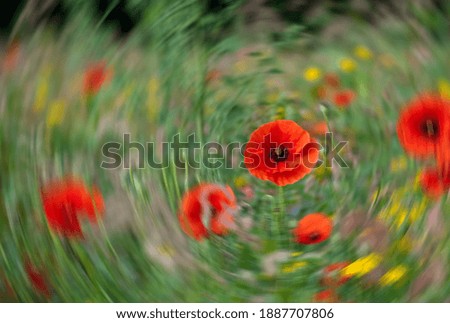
[
  {"left": 195, "top": 49, "right": 207, "bottom": 145},
  {"left": 277, "top": 185, "right": 286, "bottom": 247}
]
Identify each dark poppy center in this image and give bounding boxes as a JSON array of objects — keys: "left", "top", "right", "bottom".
[
  {"left": 309, "top": 232, "right": 321, "bottom": 242},
  {"left": 421, "top": 119, "right": 439, "bottom": 139},
  {"left": 270, "top": 145, "right": 289, "bottom": 162},
  {"left": 209, "top": 207, "right": 218, "bottom": 218}
]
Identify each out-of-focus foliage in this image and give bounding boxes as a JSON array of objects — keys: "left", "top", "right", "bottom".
[{"left": 0, "top": 0, "right": 449, "bottom": 303}]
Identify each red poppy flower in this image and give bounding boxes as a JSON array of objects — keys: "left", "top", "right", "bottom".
[
  {"left": 321, "top": 261, "right": 351, "bottom": 287},
  {"left": 437, "top": 143, "right": 450, "bottom": 166},
  {"left": 313, "top": 289, "right": 339, "bottom": 302},
  {"left": 293, "top": 213, "right": 333, "bottom": 244},
  {"left": 325, "top": 73, "right": 340, "bottom": 88},
  {"left": 436, "top": 121, "right": 450, "bottom": 167},
  {"left": 25, "top": 262, "right": 51, "bottom": 298},
  {"left": 83, "top": 62, "right": 111, "bottom": 96},
  {"left": 41, "top": 178, "right": 105, "bottom": 238},
  {"left": 244, "top": 120, "right": 320, "bottom": 186},
  {"left": 396, "top": 93, "right": 450, "bottom": 158},
  {"left": 420, "top": 166, "right": 450, "bottom": 199},
  {"left": 179, "top": 183, "right": 237, "bottom": 241},
  {"left": 333, "top": 89, "right": 356, "bottom": 108}
]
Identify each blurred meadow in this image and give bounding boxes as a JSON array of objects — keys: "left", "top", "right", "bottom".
[{"left": 0, "top": 0, "right": 449, "bottom": 302}]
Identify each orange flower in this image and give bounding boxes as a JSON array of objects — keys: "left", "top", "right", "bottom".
[
  {"left": 310, "top": 121, "right": 329, "bottom": 136},
  {"left": 293, "top": 213, "right": 332, "bottom": 245},
  {"left": 321, "top": 261, "right": 351, "bottom": 287},
  {"left": 41, "top": 178, "right": 105, "bottom": 238},
  {"left": 313, "top": 289, "right": 339, "bottom": 302},
  {"left": 2, "top": 41, "right": 20, "bottom": 72},
  {"left": 205, "top": 69, "right": 222, "bottom": 83},
  {"left": 333, "top": 89, "right": 356, "bottom": 108},
  {"left": 244, "top": 120, "right": 319, "bottom": 186},
  {"left": 311, "top": 85, "right": 327, "bottom": 100},
  {"left": 83, "top": 61, "right": 111, "bottom": 96},
  {"left": 179, "top": 184, "right": 237, "bottom": 241},
  {"left": 396, "top": 93, "right": 450, "bottom": 159},
  {"left": 324, "top": 73, "right": 340, "bottom": 88}
]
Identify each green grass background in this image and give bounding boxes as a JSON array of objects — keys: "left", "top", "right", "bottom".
[{"left": 0, "top": 0, "right": 449, "bottom": 302}]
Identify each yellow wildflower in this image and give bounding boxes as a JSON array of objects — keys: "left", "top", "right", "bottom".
[
  {"left": 234, "top": 176, "right": 248, "bottom": 189},
  {"left": 282, "top": 261, "right": 307, "bottom": 274},
  {"left": 290, "top": 251, "right": 303, "bottom": 257},
  {"left": 354, "top": 45, "right": 373, "bottom": 60},
  {"left": 393, "top": 209, "right": 408, "bottom": 228},
  {"left": 394, "top": 235, "right": 413, "bottom": 253},
  {"left": 157, "top": 244, "right": 175, "bottom": 257},
  {"left": 339, "top": 58, "right": 357, "bottom": 73},
  {"left": 378, "top": 186, "right": 428, "bottom": 229},
  {"left": 272, "top": 106, "right": 286, "bottom": 120},
  {"left": 409, "top": 198, "right": 427, "bottom": 222},
  {"left": 292, "top": 261, "right": 307, "bottom": 270},
  {"left": 390, "top": 156, "right": 408, "bottom": 173},
  {"left": 438, "top": 78, "right": 450, "bottom": 100},
  {"left": 379, "top": 265, "right": 407, "bottom": 286},
  {"left": 370, "top": 190, "right": 380, "bottom": 205},
  {"left": 282, "top": 264, "right": 294, "bottom": 273},
  {"left": 33, "top": 77, "right": 49, "bottom": 113},
  {"left": 147, "top": 77, "right": 161, "bottom": 123},
  {"left": 303, "top": 67, "right": 322, "bottom": 82},
  {"left": 341, "top": 253, "right": 382, "bottom": 277},
  {"left": 46, "top": 99, "right": 66, "bottom": 128}
]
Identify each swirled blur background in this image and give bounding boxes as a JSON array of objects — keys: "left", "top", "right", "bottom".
[{"left": 0, "top": 0, "right": 449, "bottom": 302}]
